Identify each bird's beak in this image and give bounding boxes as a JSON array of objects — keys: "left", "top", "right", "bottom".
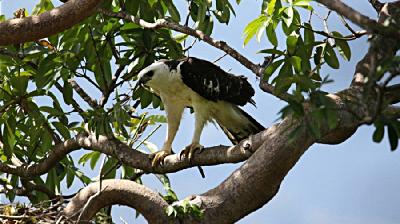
[{"left": 138, "top": 75, "right": 152, "bottom": 85}]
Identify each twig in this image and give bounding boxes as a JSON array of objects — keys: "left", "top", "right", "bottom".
[
  {"left": 299, "top": 24, "right": 367, "bottom": 41},
  {"left": 213, "top": 53, "right": 228, "bottom": 63},
  {"left": 134, "top": 124, "right": 162, "bottom": 151},
  {"left": 68, "top": 79, "right": 99, "bottom": 109}
]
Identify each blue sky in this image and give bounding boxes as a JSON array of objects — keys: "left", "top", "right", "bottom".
[{"left": 2, "top": 1, "right": 400, "bottom": 223}]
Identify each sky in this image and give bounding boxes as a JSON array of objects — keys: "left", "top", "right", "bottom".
[{"left": 1, "top": 1, "right": 400, "bottom": 224}]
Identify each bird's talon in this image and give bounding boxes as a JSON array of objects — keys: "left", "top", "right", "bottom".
[
  {"left": 150, "top": 150, "right": 172, "bottom": 167},
  {"left": 181, "top": 143, "right": 204, "bottom": 161}
]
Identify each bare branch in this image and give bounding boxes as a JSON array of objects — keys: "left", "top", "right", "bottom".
[
  {"left": 0, "top": 0, "right": 102, "bottom": 46},
  {"left": 68, "top": 79, "right": 99, "bottom": 108},
  {"left": 315, "top": 0, "right": 399, "bottom": 37},
  {"left": 299, "top": 24, "right": 367, "bottom": 40},
  {"left": 98, "top": 9, "right": 292, "bottom": 102},
  {"left": 63, "top": 179, "right": 173, "bottom": 223}
]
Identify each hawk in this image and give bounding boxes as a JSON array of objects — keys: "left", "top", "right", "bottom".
[{"left": 137, "top": 57, "right": 264, "bottom": 166}]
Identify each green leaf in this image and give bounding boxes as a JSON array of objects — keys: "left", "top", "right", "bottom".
[
  {"left": 303, "top": 23, "right": 314, "bottom": 45},
  {"left": 293, "top": 0, "right": 312, "bottom": 10},
  {"left": 46, "top": 168, "right": 58, "bottom": 193},
  {"left": 266, "top": 22, "right": 278, "bottom": 46},
  {"left": 66, "top": 167, "right": 75, "bottom": 188},
  {"left": 314, "top": 44, "right": 324, "bottom": 65},
  {"left": 286, "top": 34, "right": 299, "bottom": 55},
  {"left": 164, "top": 0, "right": 181, "bottom": 22},
  {"left": 79, "top": 151, "right": 99, "bottom": 166},
  {"left": 290, "top": 56, "right": 302, "bottom": 73},
  {"left": 32, "top": 0, "right": 54, "bottom": 15},
  {"left": 3, "top": 119, "right": 16, "bottom": 158},
  {"left": 258, "top": 49, "right": 285, "bottom": 55},
  {"left": 263, "top": 59, "right": 284, "bottom": 80},
  {"left": 62, "top": 82, "right": 73, "bottom": 105},
  {"left": 267, "top": 0, "right": 277, "bottom": 15},
  {"left": 284, "top": 7, "right": 294, "bottom": 27},
  {"left": 324, "top": 44, "right": 340, "bottom": 69},
  {"left": 243, "top": 15, "right": 268, "bottom": 46},
  {"left": 90, "top": 151, "right": 101, "bottom": 170},
  {"left": 331, "top": 31, "right": 351, "bottom": 61},
  {"left": 52, "top": 122, "right": 71, "bottom": 139},
  {"left": 373, "top": 122, "right": 384, "bottom": 143},
  {"left": 387, "top": 123, "right": 398, "bottom": 151},
  {"left": 195, "top": 1, "right": 208, "bottom": 28},
  {"left": 140, "top": 89, "right": 154, "bottom": 108},
  {"left": 10, "top": 72, "right": 30, "bottom": 96}
]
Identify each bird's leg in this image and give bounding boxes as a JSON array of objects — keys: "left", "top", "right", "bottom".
[
  {"left": 180, "top": 113, "right": 205, "bottom": 161},
  {"left": 150, "top": 99, "right": 184, "bottom": 167}
]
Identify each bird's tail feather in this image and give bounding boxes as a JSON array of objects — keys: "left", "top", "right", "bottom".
[{"left": 215, "top": 104, "right": 264, "bottom": 145}]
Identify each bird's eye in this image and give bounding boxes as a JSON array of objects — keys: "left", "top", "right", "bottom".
[{"left": 146, "top": 71, "right": 154, "bottom": 78}]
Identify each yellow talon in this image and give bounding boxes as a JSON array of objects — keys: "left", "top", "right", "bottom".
[
  {"left": 180, "top": 143, "right": 204, "bottom": 161},
  {"left": 150, "top": 150, "right": 172, "bottom": 167}
]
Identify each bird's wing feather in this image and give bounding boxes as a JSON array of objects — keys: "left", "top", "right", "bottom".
[{"left": 178, "top": 57, "right": 255, "bottom": 106}]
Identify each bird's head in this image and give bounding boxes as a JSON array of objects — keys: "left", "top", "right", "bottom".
[{"left": 137, "top": 61, "right": 170, "bottom": 88}]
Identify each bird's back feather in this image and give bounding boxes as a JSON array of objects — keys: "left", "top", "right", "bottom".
[{"left": 177, "top": 57, "right": 255, "bottom": 106}]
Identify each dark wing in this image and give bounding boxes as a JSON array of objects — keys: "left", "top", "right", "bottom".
[{"left": 178, "top": 57, "right": 255, "bottom": 106}]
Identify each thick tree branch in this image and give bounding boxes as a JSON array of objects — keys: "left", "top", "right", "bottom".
[
  {"left": 63, "top": 87, "right": 367, "bottom": 223},
  {"left": 0, "top": 132, "right": 258, "bottom": 179},
  {"left": 63, "top": 180, "right": 173, "bottom": 223},
  {"left": 352, "top": 4, "right": 400, "bottom": 85},
  {"left": 193, "top": 89, "right": 366, "bottom": 223},
  {"left": 0, "top": 0, "right": 103, "bottom": 46},
  {"left": 98, "top": 9, "right": 291, "bottom": 102}
]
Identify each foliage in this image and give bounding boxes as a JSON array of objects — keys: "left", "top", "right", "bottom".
[{"left": 0, "top": 0, "right": 399, "bottom": 222}]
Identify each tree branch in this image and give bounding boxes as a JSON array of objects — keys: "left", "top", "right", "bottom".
[
  {"left": 98, "top": 9, "right": 291, "bottom": 102},
  {"left": 68, "top": 79, "right": 99, "bottom": 109},
  {"left": 0, "top": 131, "right": 258, "bottom": 179},
  {"left": 63, "top": 179, "right": 173, "bottom": 223},
  {"left": 63, "top": 87, "right": 367, "bottom": 223},
  {"left": 315, "top": 0, "right": 400, "bottom": 37},
  {"left": 0, "top": 0, "right": 102, "bottom": 46}
]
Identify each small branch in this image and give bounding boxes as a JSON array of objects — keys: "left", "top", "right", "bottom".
[
  {"left": 68, "top": 79, "right": 99, "bottom": 108},
  {"left": 98, "top": 9, "right": 291, "bottom": 102},
  {"left": 299, "top": 24, "right": 367, "bottom": 41},
  {"left": 99, "top": 64, "right": 126, "bottom": 106},
  {"left": 315, "top": 0, "right": 399, "bottom": 37},
  {"left": 75, "top": 72, "right": 102, "bottom": 90}
]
